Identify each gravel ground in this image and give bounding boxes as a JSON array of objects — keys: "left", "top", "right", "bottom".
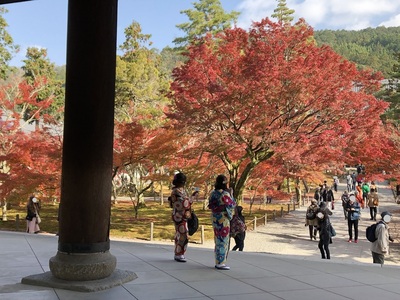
[{"left": 135, "top": 181, "right": 400, "bottom": 266}]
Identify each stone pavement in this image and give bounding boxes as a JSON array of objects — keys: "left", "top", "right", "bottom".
[{"left": 1, "top": 182, "right": 400, "bottom": 300}]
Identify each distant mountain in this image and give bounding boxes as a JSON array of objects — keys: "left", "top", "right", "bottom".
[{"left": 314, "top": 26, "right": 400, "bottom": 77}]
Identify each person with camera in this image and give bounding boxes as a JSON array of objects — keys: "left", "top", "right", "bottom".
[{"left": 345, "top": 194, "right": 361, "bottom": 243}]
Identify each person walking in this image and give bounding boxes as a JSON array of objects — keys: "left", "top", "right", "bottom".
[
  {"left": 367, "top": 189, "right": 379, "bottom": 221},
  {"left": 341, "top": 191, "right": 349, "bottom": 220},
  {"left": 356, "top": 182, "right": 364, "bottom": 208},
  {"left": 333, "top": 177, "right": 339, "bottom": 192},
  {"left": 313, "top": 188, "right": 320, "bottom": 205},
  {"left": 371, "top": 212, "right": 393, "bottom": 265},
  {"left": 170, "top": 172, "right": 192, "bottom": 262},
  {"left": 305, "top": 199, "right": 319, "bottom": 240},
  {"left": 208, "top": 175, "right": 236, "bottom": 270},
  {"left": 326, "top": 187, "right": 335, "bottom": 209},
  {"left": 320, "top": 183, "right": 328, "bottom": 203},
  {"left": 346, "top": 174, "right": 353, "bottom": 192},
  {"left": 25, "top": 195, "right": 41, "bottom": 234},
  {"left": 362, "top": 182, "right": 370, "bottom": 207},
  {"left": 316, "top": 202, "right": 333, "bottom": 259},
  {"left": 345, "top": 194, "right": 361, "bottom": 243},
  {"left": 351, "top": 172, "right": 357, "bottom": 190},
  {"left": 370, "top": 181, "right": 378, "bottom": 193},
  {"left": 231, "top": 206, "right": 246, "bottom": 251}
]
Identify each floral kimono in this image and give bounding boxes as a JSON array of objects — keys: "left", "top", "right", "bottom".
[
  {"left": 208, "top": 189, "right": 236, "bottom": 265},
  {"left": 171, "top": 187, "right": 191, "bottom": 257}
]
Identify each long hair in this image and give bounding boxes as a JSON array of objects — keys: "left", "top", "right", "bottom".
[
  {"left": 172, "top": 172, "right": 186, "bottom": 188},
  {"left": 214, "top": 174, "right": 228, "bottom": 190}
]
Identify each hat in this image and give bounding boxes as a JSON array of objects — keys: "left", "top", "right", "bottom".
[
  {"left": 32, "top": 197, "right": 38, "bottom": 203},
  {"left": 311, "top": 199, "right": 317, "bottom": 204},
  {"left": 381, "top": 211, "right": 392, "bottom": 223}
]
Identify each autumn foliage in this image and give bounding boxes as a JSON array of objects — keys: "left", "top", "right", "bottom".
[
  {"left": 0, "top": 78, "right": 62, "bottom": 202},
  {"left": 1, "top": 16, "right": 400, "bottom": 207},
  {"left": 167, "top": 18, "right": 395, "bottom": 200}
]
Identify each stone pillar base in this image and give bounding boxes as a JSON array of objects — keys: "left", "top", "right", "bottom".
[{"left": 49, "top": 250, "right": 116, "bottom": 281}]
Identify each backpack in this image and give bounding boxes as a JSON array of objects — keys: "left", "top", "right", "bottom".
[
  {"left": 326, "top": 191, "right": 333, "bottom": 202},
  {"left": 230, "top": 215, "right": 246, "bottom": 237},
  {"left": 366, "top": 221, "right": 383, "bottom": 242},
  {"left": 187, "top": 210, "right": 199, "bottom": 236},
  {"left": 306, "top": 208, "right": 316, "bottom": 220}
]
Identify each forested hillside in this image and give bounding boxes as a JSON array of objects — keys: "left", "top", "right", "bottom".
[{"left": 314, "top": 26, "right": 400, "bottom": 77}]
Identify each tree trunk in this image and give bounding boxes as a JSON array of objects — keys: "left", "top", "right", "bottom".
[
  {"left": 302, "top": 178, "right": 309, "bottom": 193},
  {"left": 227, "top": 161, "right": 257, "bottom": 204},
  {"left": 1, "top": 200, "right": 7, "bottom": 221},
  {"left": 159, "top": 182, "right": 164, "bottom": 206}
]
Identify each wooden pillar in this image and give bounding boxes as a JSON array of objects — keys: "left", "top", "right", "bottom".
[{"left": 49, "top": 0, "right": 118, "bottom": 281}]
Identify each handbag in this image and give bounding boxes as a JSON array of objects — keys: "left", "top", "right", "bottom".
[
  {"left": 34, "top": 207, "right": 41, "bottom": 224},
  {"left": 187, "top": 210, "right": 198, "bottom": 236},
  {"left": 329, "top": 224, "right": 336, "bottom": 237},
  {"left": 230, "top": 215, "right": 246, "bottom": 237}
]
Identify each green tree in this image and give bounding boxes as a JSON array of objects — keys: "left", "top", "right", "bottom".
[
  {"left": 159, "top": 46, "right": 185, "bottom": 81},
  {"left": 314, "top": 27, "right": 400, "bottom": 77},
  {"left": 379, "top": 52, "right": 400, "bottom": 128},
  {"left": 115, "top": 21, "right": 169, "bottom": 127},
  {"left": 21, "top": 47, "right": 65, "bottom": 123},
  {"left": 0, "top": 7, "right": 19, "bottom": 80},
  {"left": 271, "top": 0, "right": 295, "bottom": 24},
  {"left": 173, "top": 0, "right": 239, "bottom": 48}
]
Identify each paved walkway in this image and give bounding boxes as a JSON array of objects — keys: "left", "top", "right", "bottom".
[
  {"left": 1, "top": 182, "right": 400, "bottom": 299},
  {"left": 238, "top": 181, "right": 400, "bottom": 265}
]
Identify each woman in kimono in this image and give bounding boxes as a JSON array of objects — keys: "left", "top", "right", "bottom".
[
  {"left": 208, "top": 175, "right": 236, "bottom": 270},
  {"left": 356, "top": 182, "right": 364, "bottom": 208},
  {"left": 170, "top": 172, "right": 192, "bottom": 262}
]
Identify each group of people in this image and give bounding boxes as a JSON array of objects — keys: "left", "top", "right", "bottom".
[
  {"left": 305, "top": 199, "right": 334, "bottom": 259},
  {"left": 169, "top": 173, "right": 244, "bottom": 270},
  {"left": 313, "top": 181, "right": 335, "bottom": 209},
  {"left": 307, "top": 178, "right": 394, "bottom": 265}
]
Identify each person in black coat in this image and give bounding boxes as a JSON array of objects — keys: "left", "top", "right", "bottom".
[
  {"left": 326, "top": 187, "right": 335, "bottom": 209},
  {"left": 317, "top": 202, "right": 333, "bottom": 259},
  {"left": 232, "top": 206, "right": 246, "bottom": 251}
]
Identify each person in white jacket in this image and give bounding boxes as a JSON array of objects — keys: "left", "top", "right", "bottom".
[{"left": 371, "top": 211, "right": 394, "bottom": 265}]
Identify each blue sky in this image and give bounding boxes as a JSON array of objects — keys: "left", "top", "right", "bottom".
[{"left": 3, "top": 0, "right": 400, "bottom": 67}]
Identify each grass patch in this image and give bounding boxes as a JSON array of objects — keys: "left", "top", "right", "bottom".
[{"left": 0, "top": 200, "right": 291, "bottom": 242}]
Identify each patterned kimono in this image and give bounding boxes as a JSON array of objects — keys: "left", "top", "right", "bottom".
[
  {"left": 208, "top": 189, "right": 236, "bottom": 265},
  {"left": 171, "top": 187, "right": 191, "bottom": 256},
  {"left": 356, "top": 185, "right": 364, "bottom": 208}
]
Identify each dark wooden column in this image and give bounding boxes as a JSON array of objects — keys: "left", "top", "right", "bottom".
[{"left": 49, "top": 0, "right": 118, "bottom": 280}]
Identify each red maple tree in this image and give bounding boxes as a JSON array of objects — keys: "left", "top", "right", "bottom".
[
  {"left": 167, "top": 18, "right": 392, "bottom": 201},
  {"left": 0, "top": 78, "right": 62, "bottom": 203}
]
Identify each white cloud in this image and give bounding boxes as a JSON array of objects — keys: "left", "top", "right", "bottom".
[
  {"left": 328, "top": 0, "right": 395, "bottom": 15},
  {"left": 380, "top": 14, "right": 400, "bottom": 27},
  {"left": 236, "top": 0, "right": 275, "bottom": 28},
  {"left": 236, "top": 0, "right": 400, "bottom": 30},
  {"left": 293, "top": 0, "right": 328, "bottom": 25}
]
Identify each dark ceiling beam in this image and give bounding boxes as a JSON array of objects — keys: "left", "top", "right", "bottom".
[{"left": 0, "top": 0, "right": 33, "bottom": 4}]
